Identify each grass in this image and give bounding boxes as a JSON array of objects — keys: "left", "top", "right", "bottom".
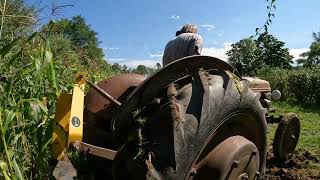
[
  {"left": 267, "top": 101, "right": 320, "bottom": 178},
  {"left": 267, "top": 101, "right": 320, "bottom": 157}
]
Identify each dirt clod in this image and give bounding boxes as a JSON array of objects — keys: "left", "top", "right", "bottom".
[{"left": 263, "top": 150, "right": 320, "bottom": 180}]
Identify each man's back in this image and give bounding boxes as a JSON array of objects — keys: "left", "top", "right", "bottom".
[{"left": 162, "top": 33, "right": 203, "bottom": 66}]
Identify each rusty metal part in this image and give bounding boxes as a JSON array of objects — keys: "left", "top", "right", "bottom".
[
  {"left": 273, "top": 113, "right": 300, "bottom": 159},
  {"left": 85, "top": 74, "right": 145, "bottom": 129},
  {"left": 71, "top": 141, "right": 117, "bottom": 160},
  {"left": 242, "top": 77, "right": 271, "bottom": 93},
  {"left": 86, "top": 80, "right": 122, "bottom": 106},
  {"left": 190, "top": 136, "right": 260, "bottom": 180}
]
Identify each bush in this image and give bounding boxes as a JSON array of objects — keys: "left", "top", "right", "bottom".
[
  {"left": 257, "top": 67, "right": 320, "bottom": 105},
  {"left": 288, "top": 68, "right": 320, "bottom": 105},
  {"left": 257, "top": 67, "right": 291, "bottom": 100}
]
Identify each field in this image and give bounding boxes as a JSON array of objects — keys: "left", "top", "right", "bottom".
[
  {"left": 264, "top": 102, "right": 320, "bottom": 179},
  {"left": 0, "top": 1, "right": 319, "bottom": 178}
]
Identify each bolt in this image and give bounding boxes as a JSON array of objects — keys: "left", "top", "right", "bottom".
[
  {"left": 189, "top": 167, "right": 198, "bottom": 176},
  {"left": 233, "top": 160, "right": 240, "bottom": 168},
  {"left": 72, "top": 141, "right": 81, "bottom": 151},
  {"left": 238, "top": 173, "right": 249, "bottom": 180},
  {"left": 190, "top": 170, "right": 197, "bottom": 176}
]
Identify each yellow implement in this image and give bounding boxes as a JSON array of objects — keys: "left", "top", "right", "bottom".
[{"left": 52, "top": 75, "right": 85, "bottom": 160}]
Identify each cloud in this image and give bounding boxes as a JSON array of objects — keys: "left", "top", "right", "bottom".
[
  {"left": 149, "top": 52, "right": 163, "bottom": 59},
  {"left": 199, "top": 24, "right": 215, "bottom": 31},
  {"left": 201, "top": 44, "right": 309, "bottom": 63},
  {"left": 216, "top": 30, "right": 224, "bottom": 37},
  {"left": 102, "top": 47, "right": 120, "bottom": 50},
  {"left": 289, "top": 48, "right": 309, "bottom": 60},
  {"left": 108, "top": 58, "right": 161, "bottom": 68},
  {"left": 170, "top": 15, "right": 181, "bottom": 20},
  {"left": 201, "top": 42, "right": 233, "bottom": 61}
]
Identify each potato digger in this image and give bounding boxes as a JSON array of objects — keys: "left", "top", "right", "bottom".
[{"left": 52, "top": 55, "right": 300, "bottom": 180}]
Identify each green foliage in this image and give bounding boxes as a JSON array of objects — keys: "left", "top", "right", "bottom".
[
  {"left": 43, "top": 15, "right": 104, "bottom": 65},
  {"left": 227, "top": 33, "right": 293, "bottom": 76},
  {"left": 298, "top": 32, "right": 320, "bottom": 67},
  {"left": 253, "top": 0, "right": 277, "bottom": 37},
  {"left": 0, "top": 0, "right": 37, "bottom": 47},
  {"left": 227, "top": 38, "right": 262, "bottom": 76},
  {"left": 0, "top": 31, "right": 119, "bottom": 179},
  {"left": 111, "top": 63, "right": 162, "bottom": 76},
  {"left": 256, "top": 33, "right": 293, "bottom": 69},
  {"left": 0, "top": 3, "right": 119, "bottom": 178},
  {"left": 288, "top": 68, "right": 320, "bottom": 105},
  {"left": 257, "top": 67, "right": 290, "bottom": 99},
  {"left": 0, "top": 33, "right": 57, "bottom": 179},
  {"left": 257, "top": 67, "right": 320, "bottom": 105}
]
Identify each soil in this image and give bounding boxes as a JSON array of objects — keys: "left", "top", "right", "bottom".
[{"left": 263, "top": 149, "right": 320, "bottom": 180}]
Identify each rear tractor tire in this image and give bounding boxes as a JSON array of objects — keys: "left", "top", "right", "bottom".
[{"left": 110, "top": 56, "right": 269, "bottom": 179}]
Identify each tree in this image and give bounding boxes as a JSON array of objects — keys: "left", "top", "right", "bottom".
[
  {"left": 227, "top": 38, "right": 262, "bottom": 76},
  {"left": 297, "top": 31, "right": 320, "bottom": 67},
  {"left": 134, "top": 65, "right": 148, "bottom": 75},
  {"left": 256, "top": 32, "right": 293, "bottom": 69},
  {"left": 43, "top": 15, "right": 104, "bottom": 63},
  {"left": 227, "top": 33, "right": 293, "bottom": 76}
]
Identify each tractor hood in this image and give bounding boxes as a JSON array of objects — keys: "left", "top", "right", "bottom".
[{"left": 242, "top": 77, "right": 271, "bottom": 93}]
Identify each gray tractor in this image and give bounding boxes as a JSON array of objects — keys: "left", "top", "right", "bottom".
[{"left": 53, "top": 55, "right": 300, "bottom": 180}]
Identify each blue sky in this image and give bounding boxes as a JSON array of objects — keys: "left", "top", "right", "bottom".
[{"left": 31, "top": 0, "right": 320, "bottom": 67}]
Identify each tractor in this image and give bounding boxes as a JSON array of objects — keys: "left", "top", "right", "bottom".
[{"left": 52, "top": 55, "right": 300, "bottom": 180}]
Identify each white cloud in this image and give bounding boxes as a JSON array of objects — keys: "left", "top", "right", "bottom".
[
  {"left": 199, "top": 24, "right": 215, "bottom": 31},
  {"left": 289, "top": 48, "right": 309, "bottom": 60},
  {"left": 170, "top": 15, "right": 181, "bottom": 20},
  {"left": 202, "top": 42, "right": 233, "bottom": 61},
  {"left": 216, "top": 30, "right": 224, "bottom": 37},
  {"left": 102, "top": 47, "right": 120, "bottom": 50},
  {"left": 202, "top": 44, "right": 309, "bottom": 63},
  {"left": 149, "top": 52, "right": 163, "bottom": 59},
  {"left": 108, "top": 47, "right": 308, "bottom": 69},
  {"left": 108, "top": 58, "right": 161, "bottom": 68}
]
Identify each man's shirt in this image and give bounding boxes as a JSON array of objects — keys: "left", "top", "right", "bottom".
[{"left": 162, "top": 33, "right": 203, "bottom": 66}]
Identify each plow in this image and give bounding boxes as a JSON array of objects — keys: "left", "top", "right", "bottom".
[{"left": 52, "top": 55, "right": 300, "bottom": 180}]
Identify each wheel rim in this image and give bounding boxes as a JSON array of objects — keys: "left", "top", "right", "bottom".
[
  {"left": 188, "top": 136, "right": 260, "bottom": 180},
  {"left": 273, "top": 113, "right": 300, "bottom": 159}
]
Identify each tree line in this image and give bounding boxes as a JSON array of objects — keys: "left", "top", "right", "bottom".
[{"left": 227, "top": 31, "right": 320, "bottom": 76}]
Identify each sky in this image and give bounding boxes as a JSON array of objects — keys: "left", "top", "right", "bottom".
[{"left": 30, "top": 0, "right": 320, "bottom": 68}]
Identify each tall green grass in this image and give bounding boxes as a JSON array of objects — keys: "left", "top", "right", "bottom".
[
  {"left": 0, "top": 33, "right": 59, "bottom": 179},
  {"left": 0, "top": 30, "right": 118, "bottom": 179}
]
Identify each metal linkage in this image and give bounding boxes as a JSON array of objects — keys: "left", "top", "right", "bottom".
[
  {"left": 71, "top": 141, "right": 117, "bottom": 160},
  {"left": 86, "top": 79, "right": 122, "bottom": 107}
]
